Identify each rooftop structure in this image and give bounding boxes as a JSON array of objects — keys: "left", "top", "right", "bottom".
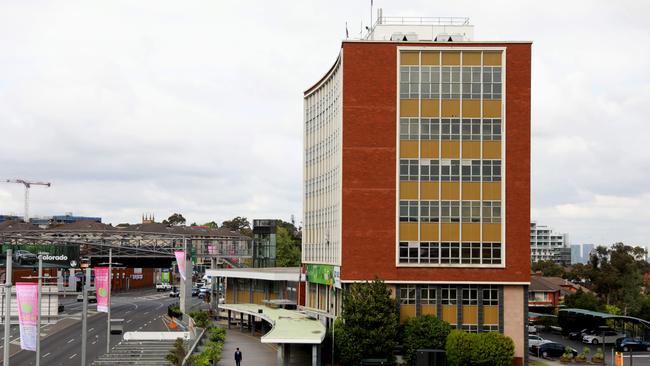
[{"left": 366, "top": 9, "right": 473, "bottom": 42}]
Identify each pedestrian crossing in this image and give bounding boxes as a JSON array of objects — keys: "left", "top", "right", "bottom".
[{"left": 132, "top": 293, "right": 172, "bottom": 301}]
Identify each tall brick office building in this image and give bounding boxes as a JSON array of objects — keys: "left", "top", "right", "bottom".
[{"left": 303, "top": 14, "right": 530, "bottom": 362}]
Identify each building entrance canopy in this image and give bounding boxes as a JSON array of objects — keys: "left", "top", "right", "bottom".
[{"left": 220, "top": 303, "right": 325, "bottom": 344}]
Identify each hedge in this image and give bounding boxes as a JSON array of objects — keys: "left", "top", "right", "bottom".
[{"left": 446, "top": 330, "right": 514, "bottom": 366}]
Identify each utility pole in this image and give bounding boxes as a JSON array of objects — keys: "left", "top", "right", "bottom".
[
  {"left": 3, "top": 249, "right": 12, "bottom": 365},
  {"left": 107, "top": 248, "right": 112, "bottom": 354},
  {"left": 36, "top": 255, "right": 42, "bottom": 366},
  {"left": 81, "top": 267, "right": 91, "bottom": 365}
]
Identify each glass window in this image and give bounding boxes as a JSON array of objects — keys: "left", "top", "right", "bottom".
[
  {"left": 482, "top": 66, "right": 502, "bottom": 99},
  {"left": 441, "top": 66, "right": 461, "bottom": 99},
  {"left": 462, "top": 286, "right": 478, "bottom": 305},
  {"left": 420, "top": 118, "right": 440, "bottom": 140},
  {"left": 421, "top": 66, "right": 440, "bottom": 99},
  {"left": 400, "top": 159, "right": 419, "bottom": 181},
  {"left": 461, "top": 119, "right": 481, "bottom": 140},
  {"left": 400, "top": 285, "right": 416, "bottom": 304},
  {"left": 482, "top": 160, "right": 501, "bottom": 182},
  {"left": 420, "top": 201, "right": 439, "bottom": 222},
  {"left": 400, "top": 118, "right": 419, "bottom": 140},
  {"left": 441, "top": 159, "right": 460, "bottom": 181},
  {"left": 421, "top": 285, "right": 437, "bottom": 304},
  {"left": 483, "top": 119, "right": 502, "bottom": 140},
  {"left": 461, "top": 201, "right": 481, "bottom": 223},
  {"left": 441, "top": 201, "right": 460, "bottom": 222},
  {"left": 400, "top": 200, "right": 419, "bottom": 222},
  {"left": 441, "top": 285, "right": 457, "bottom": 304},
  {"left": 399, "top": 242, "right": 419, "bottom": 263},
  {"left": 420, "top": 242, "right": 438, "bottom": 264},
  {"left": 420, "top": 159, "right": 439, "bottom": 181},
  {"left": 461, "top": 160, "right": 481, "bottom": 182},
  {"left": 441, "top": 119, "right": 460, "bottom": 140},
  {"left": 482, "top": 201, "right": 501, "bottom": 223},
  {"left": 482, "top": 286, "right": 499, "bottom": 306},
  {"left": 461, "top": 66, "right": 482, "bottom": 99}
]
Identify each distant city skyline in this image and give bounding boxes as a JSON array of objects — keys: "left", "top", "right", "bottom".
[{"left": 1, "top": 1, "right": 649, "bottom": 246}]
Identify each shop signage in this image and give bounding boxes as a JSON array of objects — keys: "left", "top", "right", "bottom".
[
  {"left": 306, "top": 264, "right": 334, "bottom": 286},
  {"left": 16, "top": 282, "right": 38, "bottom": 351}
]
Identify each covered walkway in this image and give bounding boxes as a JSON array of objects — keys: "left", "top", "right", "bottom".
[{"left": 220, "top": 303, "right": 325, "bottom": 366}]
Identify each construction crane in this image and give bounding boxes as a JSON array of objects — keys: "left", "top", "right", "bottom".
[{"left": 3, "top": 179, "right": 51, "bottom": 223}]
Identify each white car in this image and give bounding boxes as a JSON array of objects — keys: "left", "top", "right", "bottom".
[
  {"left": 528, "top": 335, "right": 550, "bottom": 348},
  {"left": 583, "top": 331, "right": 625, "bottom": 344},
  {"left": 528, "top": 323, "right": 537, "bottom": 334}
]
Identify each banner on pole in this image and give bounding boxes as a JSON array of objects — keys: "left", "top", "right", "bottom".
[
  {"left": 174, "top": 251, "right": 186, "bottom": 281},
  {"left": 95, "top": 267, "right": 110, "bottom": 313},
  {"left": 16, "top": 282, "right": 38, "bottom": 351}
]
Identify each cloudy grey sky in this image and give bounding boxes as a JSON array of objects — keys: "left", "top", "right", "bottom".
[{"left": 1, "top": 1, "right": 649, "bottom": 247}]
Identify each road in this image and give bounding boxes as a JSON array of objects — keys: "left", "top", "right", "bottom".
[{"left": 1, "top": 288, "right": 202, "bottom": 366}]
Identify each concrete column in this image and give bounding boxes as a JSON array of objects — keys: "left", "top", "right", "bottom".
[
  {"left": 311, "top": 344, "right": 321, "bottom": 366},
  {"left": 276, "top": 344, "right": 284, "bottom": 366},
  {"left": 249, "top": 314, "right": 254, "bottom": 334},
  {"left": 227, "top": 310, "right": 232, "bottom": 329},
  {"left": 240, "top": 312, "right": 244, "bottom": 331}
]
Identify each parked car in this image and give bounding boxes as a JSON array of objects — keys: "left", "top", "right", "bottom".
[
  {"left": 569, "top": 328, "right": 593, "bottom": 340},
  {"left": 156, "top": 283, "right": 172, "bottom": 292},
  {"left": 530, "top": 342, "right": 578, "bottom": 358},
  {"left": 528, "top": 323, "right": 537, "bottom": 334},
  {"left": 13, "top": 250, "right": 37, "bottom": 265},
  {"left": 191, "top": 288, "right": 199, "bottom": 297},
  {"left": 528, "top": 335, "right": 550, "bottom": 348},
  {"left": 615, "top": 337, "right": 650, "bottom": 352},
  {"left": 169, "top": 290, "right": 180, "bottom": 297},
  {"left": 583, "top": 330, "right": 625, "bottom": 344},
  {"left": 76, "top": 291, "right": 97, "bottom": 303}
]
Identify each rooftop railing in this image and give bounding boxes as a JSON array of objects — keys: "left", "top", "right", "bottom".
[{"left": 377, "top": 16, "right": 470, "bottom": 26}]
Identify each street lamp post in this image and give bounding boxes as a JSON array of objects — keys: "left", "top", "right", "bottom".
[
  {"left": 98, "top": 248, "right": 120, "bottom": 355},
  {"left": 3, "top": 249, "right": 12, "bottom": 366},
  {"left": 36, "top": 254, "right": 42, "bottom": 366},
  {"left": 81, "top": 267, "right": 91, "bottom": 366}
]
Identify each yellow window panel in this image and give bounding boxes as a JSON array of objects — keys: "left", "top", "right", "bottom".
[
  {"left": 421, "top": 304, "right": 437, "bottom": 317},
  {"left": 421, "top": 51, "right": 440, "bottom": 65},
  {"left": 483, "top": 100, "right": 502, "bottom": 118},
  {"left": 400, "top": 140, "right": 419, "bottom": 158},
  {"left": 400, "top": 182, "right": 418, "bottom": 199},
  {"left": 484, "top": 306, "right": 499, "bottom": 325},
  {"left": 441, "top": 100, "right": 460, "bottom": 117},
  {"left": 483, "top": 182, "right": 501, "bottom": 200},
  {"left": 483, "top": 223, "right": 501, "bottom": 241},
  {"left": 420, "top": 182, "right": 439, "bottom": 200},
  {"left": 401, "top": 52, "right": 420, "bottom": 65},
  {"left": 400, "top": 222, "right": 419, "bottom": 241},
  {"left": 462, "top": 305, "right": 478, "bottom": 324},
  {"left": 421, "top": 223, "right": 439, "bottom": 241},
  {"left": 441, "top": 141, "right": 460, "bottom": 158},
  {"left": 483, "top": 51, "right": 502, "bottom": 66},
  {"left": 483, "top": 141, "right": 502, "bottom": 159},
  {"left": 441, "top": 182, "right": 460, "bottom": 200},
  {"left": 442, "top": 304, "right": 457, "bottom": 324},
  {"left": 462, "top": 182, "right": 481, "bottom": 200},
  {"left": 462, "top": 52, "right": 481, "bottom": 66},
  {"left": 400, "top": 305, "right": 416, "bottom": 322},
  {"left": 441, "top": 223, "right": 459, "bottom": 241},
  {"left": 462, "top": 223, "right": 480, "bottom": 241},
  {"left": 421, "top": 141, "right": 439, "bottom": 159},
  {"left": 462, "top": 100, "right": 481, "bottom": 117},
  {"left": 421, "top": 99, "right": 439, "bottom": 117},
  {"left": 442, "top": 52, "right": 460, "bottom": 65},
  {"left": 461, "top": 141, "right": 480, "bottom": 159},
  {"left": 400, "top": 99, "right": 419, "bottom": 117}
]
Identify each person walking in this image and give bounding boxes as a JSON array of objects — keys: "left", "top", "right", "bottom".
[{"left": 234, "top": 347, "right": 243, "bottom": 366}]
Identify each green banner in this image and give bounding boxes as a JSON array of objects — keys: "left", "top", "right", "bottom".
[
  {"left": 307, "top": 264, "right": 334, "bottom": 285},
  {"left": 161, "top": 271, "right": 170, "bottom": 283}
]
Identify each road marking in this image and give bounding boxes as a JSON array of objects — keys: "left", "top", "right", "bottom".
[
  {"left": 67, "top": 338, "right": 75, "bottom": 343},
  {"left": 43, "top": 352, "right": 51, "bottom": 357},
  {"left": 143, "top": 312, "right": 149, "bottom": 315},
  {"left": 126, "top": 319, "right": 132, "bottom": 323},
  {"left": 92, "top": 341, "right": 97, "bottom": 344},
  {"left": 69, "top": 353, "right": 77, "bottom": 359},
  {"left": 88, "top": 327, "right": 94, "bottom": 332}
]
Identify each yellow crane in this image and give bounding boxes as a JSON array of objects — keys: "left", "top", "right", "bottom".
[{"left": 3, "top": 179, "right": 51, "bottom": 222}]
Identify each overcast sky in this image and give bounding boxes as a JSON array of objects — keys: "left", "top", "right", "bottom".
[{"left": 1, "top": 1, "right": 649, "bottom": 248}]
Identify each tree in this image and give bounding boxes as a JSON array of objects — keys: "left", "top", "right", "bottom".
[
  {"left": 402, "top": 315, "right": 452, "bottom": 364},
  {"left": 276, "top": 226, "right": 300, "bottom": 267},
  {"left": 334, "top": 279, "right": 399, "bottom": 365},
  {"left": 221, "top": 216, "right": 252, "bottom": 236},
  {"left": 563, "top": 288, "right": 601, "bottom": 311},
  {"left": 203, "top": 221, "right": 218, "bottom": 228},
  {"left": 531, "top": 260, "right": 564, "bottom": 277},
  {"left": 164, "top": 213, "right": 186, "bottom": 226}
]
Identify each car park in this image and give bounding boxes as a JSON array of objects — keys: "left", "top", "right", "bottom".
[
  {"left": 530, "top": 342, "right": 578, "bottom": 358},
  {"left": 583, "top": 330, "right": 625, "bottom": 344},
  {"left": 615, "top": 337, "right": 650, "bottom": 352},
  {"left": 569, "top": 328, "right": 593, "bottom": 340}
]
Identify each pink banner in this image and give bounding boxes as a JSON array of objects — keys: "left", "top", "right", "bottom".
[
  {"left": 16, "top": 282, "right": 38, "bottom": 351},
  {"left": 95, "top": 267, "right": 110, "bottom": 313},
  {"left": 175, "top": 250, "right": 186, "bottom": 281}
]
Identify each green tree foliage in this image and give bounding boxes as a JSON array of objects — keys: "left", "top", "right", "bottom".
[
  {"left": 165, "top": 213, "right": 186, "bottom": 226},
  {"left": 531, "top": 259, "right": 565, "bottom": 277},
  {"left": 334, "top": 279, "right": 399, "bottom": 365},
  {"left": 402, "top": 315, "right": 452, "bottom": 364},
  {"left": 221, "top": 216, "right": 252, "bottom": 236},
  {"left": 446, "top": 330, "right": 514, "bottom": 366},
  {"left": 202, "top": 221, "right": 218, "bottom": 228},
  {"left": 563, "top": 288, "right": 601, "bottom": 311},
  {"left": 165, "top": 338, "right": 186, "bottom": 366},
  {"left": 276, "top": 226, "right": 301, "bottom": 267}
]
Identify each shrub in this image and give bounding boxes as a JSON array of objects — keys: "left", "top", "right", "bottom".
[
  {"left": 208, "top": 327, "right": 226, "bottom": 343},
  {"left": 445, "top": 330, "right": 476, "bottom": 366},
  {"left": 470, "top": 332, "right": 514, "bottom": 366},
  {"left": 446, "top": 330, "right": 514, "bottom": 366},
  {"left": 165, "top": 338, "right": 186, "bottom": 366},
  {"left": 189, "top": 310, "right": 211, "bottom": 328},
  {"left": 402, "top": 315, "right": 452, "bottom": 364}
]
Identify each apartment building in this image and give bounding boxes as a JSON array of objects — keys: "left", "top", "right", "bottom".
[{"left": 530, "top": 222, "right": 568, "bottom": 265}]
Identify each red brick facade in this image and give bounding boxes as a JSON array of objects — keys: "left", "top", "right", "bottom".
[{"left": 340, "top": 41, "right": 531, "bottom": 283}]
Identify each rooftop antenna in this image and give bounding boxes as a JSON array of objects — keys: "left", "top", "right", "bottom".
[{"left": 370, "top": 0, "right": 373, "bottom": 30}]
